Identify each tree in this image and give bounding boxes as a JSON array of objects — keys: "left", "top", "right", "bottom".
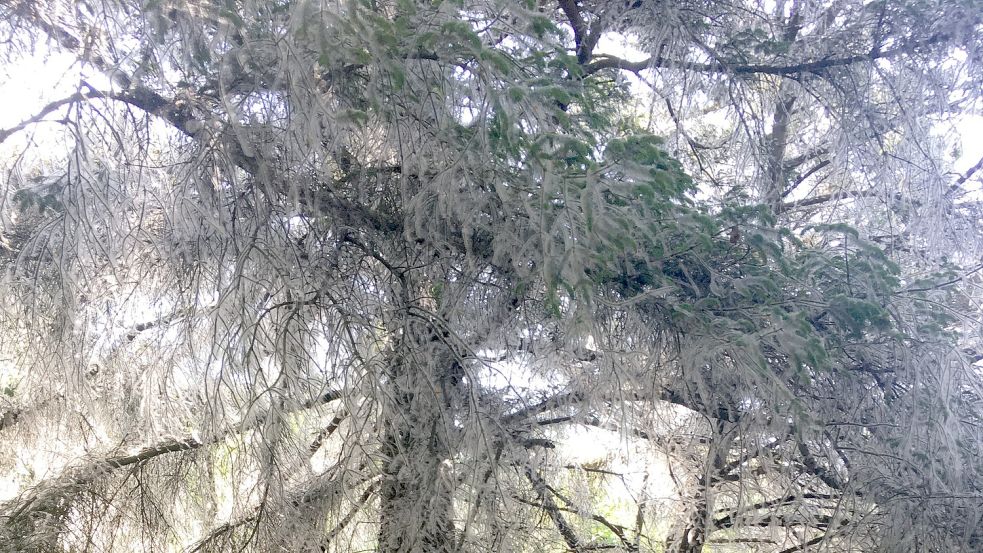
[{"left": 0, "top": 0, "right": 980, "bottom": 552}]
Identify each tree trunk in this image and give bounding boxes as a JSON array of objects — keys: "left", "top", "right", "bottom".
[
  {"left": 764, "top": 91, "right": 796, "bottom": 212},
  {"left": 378, "top": 318, "right": 459, "bottom": 553},
  {"left": 667, "top": 420, "right": 732, "bottom": 553},
  {"left": 669, "top": 495, "right": 708, "bottom": 553}
]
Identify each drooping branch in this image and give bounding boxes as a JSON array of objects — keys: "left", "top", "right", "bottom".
[
  {"left": 503, "top": 391, "right": 585, "bottom": 424},
  {"left": 0, "top": 390, "right": 342, "bottom": 525},
  {"left": 783, "top": 159, "right": 831, "bottom": 199},
  {"left": 125, "top": 307, "right": 196, "bottom": 341},
  {"left": 188, "top": 477, "right": 379, "bottom": 553},
  {"left": 546, "top": 474, "right": 637, "bottom": 552},
  {"left": 25, "top": 18, "right": 403, "bottom": 242},
  {"left": 320, "top": 481, "right": 379, "bottom": 547}
]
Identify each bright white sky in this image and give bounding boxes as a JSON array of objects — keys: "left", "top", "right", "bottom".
[{"left": 0, "top": 51, "right": 78, "bottom": 128}]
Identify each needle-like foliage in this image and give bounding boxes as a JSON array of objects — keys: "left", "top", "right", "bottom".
[{"left": 0, "top": 1, "right": 981, "bottom": 552}]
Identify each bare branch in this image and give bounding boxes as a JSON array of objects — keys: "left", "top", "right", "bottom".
[{"left": 584, "top": 31, "right": 955, "bottom": 76}]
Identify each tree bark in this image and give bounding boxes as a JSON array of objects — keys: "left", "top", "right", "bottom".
[
  {"left": 378, "top": 317, "right": 460, "bottom": 553},
  {"left": 667, "top": 420, "right": 733, "bottom": 553}
]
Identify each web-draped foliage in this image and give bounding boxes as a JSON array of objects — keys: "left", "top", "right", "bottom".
[{"left": 0, "top": 0, "right": 981, "bottom": 552}]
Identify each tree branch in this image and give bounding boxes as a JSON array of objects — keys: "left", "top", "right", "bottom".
[
  {"left": 0, "top": 390, "right": 342, "bottom": 524},
  {"left": 949, "top": 153, "right": 983, "bottom": 195},
  {"left": 188, "top": 477, "right": 378, "bottom": 553},
  {"left": 557, "top": 0, "right": 601, "bottom": 65},
  {"left": 28, "top": 17, "right": 403, "bottom": 241},
  {"left": 310, "top": 409, "right": 348, "bottom": 453},
  {"left": 713, "top": 493, "right": 837, "bottom": 530},
  {"left": 584, "top": 31, "right": 953, "bottom": 77},
  {"left": 0, "top": 92, "right": 95, "bottom": 144},
  {"left": 779, "top": 188, "right": 879, "bottom": 212},
  {"left": 796, "top": 439, "right": 845, "bottom": 490},
  {"left": 524, "top": 468, "right": 583, "bottom": 552},
  {"left": 775, "top": 532, "right": 827, "bottom": 553}
]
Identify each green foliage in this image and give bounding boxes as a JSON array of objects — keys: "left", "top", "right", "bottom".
[{"left": 603, "top": 135, "right": 693, "bottom": 197}]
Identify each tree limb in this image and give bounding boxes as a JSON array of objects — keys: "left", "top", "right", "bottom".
[
  {"left": 0, "top": 390, "right": 342, "bottom": 524},
  {"left": 0, "top": 92, "right": 93, "bottom": 144},
  {"left": 584, "top": 31, "right": 954, "bottom": 76},
  {"left": 779, "top": 188, "right": 879, "bottom": 212},
  {"left": 557, "top": 0, "right": 591, "bottom": 64},
  {"left": 949, "top": 153, "right": 983, "bottom": 195},
  {"left": 524, "top": 467, "right": 583, "bottom": 552}
]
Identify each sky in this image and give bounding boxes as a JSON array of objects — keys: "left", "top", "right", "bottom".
[{"left": 0, "top": 51, "right": 79, "bottom": 129}]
